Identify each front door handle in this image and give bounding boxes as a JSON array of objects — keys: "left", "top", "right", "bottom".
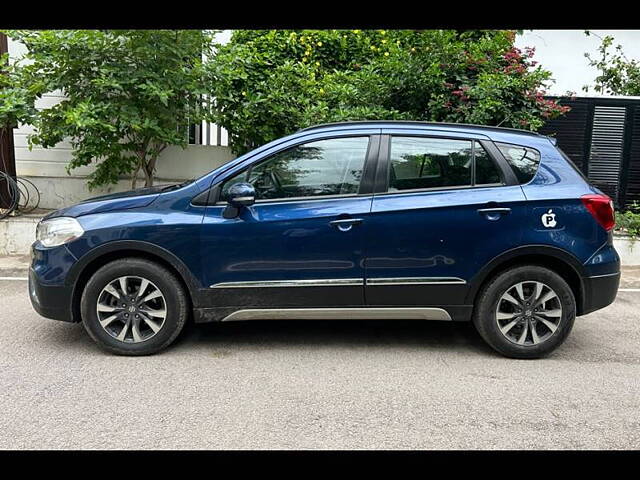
[
  {"left": 477, "top": 207, "right": 511, "bottom": 221},
  {"left": 329, "top": 218, "right": 363, "bottom": 232}
]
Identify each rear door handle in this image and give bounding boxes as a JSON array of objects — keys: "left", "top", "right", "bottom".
[
  {"left": 477, "top": 207, "right": 511, "bottom": 221},
  {"left": 329, "top": 218, "right": 363, "bottom": 232}
]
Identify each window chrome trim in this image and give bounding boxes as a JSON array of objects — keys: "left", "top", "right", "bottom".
[
  {"left": 372, "top": 183, "right": 508, "bottom": 198},
  {"left": 221, "top": 307, "right": 452, "bottom": 322},
  {"left": 210, "top": 278, "right": 364, "bottom": 289},
  {"left": 214, "top": 192, "right": 370, "bottom": 207},
  {"left": 366, "top": 277, "right": 466, "bottom": 285}
]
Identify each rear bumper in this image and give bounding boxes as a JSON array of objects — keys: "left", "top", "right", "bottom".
[{"left": 580, "top": 271, "right": 620, "bottom": 316}]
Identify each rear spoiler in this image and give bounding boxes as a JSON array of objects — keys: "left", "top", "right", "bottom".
[{"left": 545, "top": 136, "right": 558, "bottom": 146}]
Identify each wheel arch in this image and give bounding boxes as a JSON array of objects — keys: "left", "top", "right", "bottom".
[
  {"left": 466, "top": 245, "right": 587, "bottom": 315},
  {"left": 67, "top": 240, "right": 201, "bottom": 323}
]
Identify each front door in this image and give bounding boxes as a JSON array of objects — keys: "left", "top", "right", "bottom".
[
  {"left": 364, "top": 131, "right": 527, "bottom": 314},
  {"left": 200, "top": 134, "right": 380, "bottom": 309}
]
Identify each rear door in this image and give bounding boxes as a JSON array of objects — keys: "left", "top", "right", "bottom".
[{"left": 364, "top": 129, "right": 526, "bottom": 314}]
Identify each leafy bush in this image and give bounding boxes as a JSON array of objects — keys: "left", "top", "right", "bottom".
[
  {"left": 209, "top": 29, "right": 570, "bottom": 155},
  {"left": 2, "top": 30, "right": 216, "bottom": 189},
  {"left": 584, "top": 31, "right": 640, "bottom": 95},
  {"left": 616, "top": 202, "right": 640, "bottom": 238}
]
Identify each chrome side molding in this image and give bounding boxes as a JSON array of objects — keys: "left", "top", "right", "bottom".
[
  {"left": 210, "top": 278, "right": 363, "bottom": 288},
  {"left": 210, "top": 277, "right": 466, "bottom": 289},
  {"left": 221, "top": 307, "right": 452, "bottom": 322},
  {"left": 365, "top": 277, "right": 466, "bottom": 285},
  {"left": 586, "top": 272, "right": 620, "bottom": 279}
]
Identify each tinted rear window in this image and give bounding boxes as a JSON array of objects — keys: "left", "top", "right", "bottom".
[{"left": 495, "top": 142, "right": 541, "bottom": 184}]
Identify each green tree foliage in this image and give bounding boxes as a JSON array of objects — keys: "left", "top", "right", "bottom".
[
  {"left": 209, "top": 29, "right": 570, "bottom": 155},
  {"left": 0, "top": 52, "right": 37, "bottom": 130},
  {"left": 1, "top": 49, "right": 38, "bottom": 176},
  {"left": 2, "top": 30, "right": 216, "bottom": 189},
  {"left": 584, "top": 31, "right": 640, "bottom": 96},
  {"left": 616, "top": 201, "right": 640, "bottom": 239}
]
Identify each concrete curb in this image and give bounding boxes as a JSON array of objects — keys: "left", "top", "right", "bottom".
[
  {"left": 0, "top": 254, "right": 30, "bottom": 278},
  {"left": 0, "top": 212, "right": 47, "bottom": 256}
]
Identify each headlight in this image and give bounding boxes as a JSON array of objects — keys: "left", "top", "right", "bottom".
[{"left": 36, "top": 217, "right": 85, "bottom": 247}]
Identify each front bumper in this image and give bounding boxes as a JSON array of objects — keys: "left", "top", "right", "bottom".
[
  {"left": 580, "top": 271, "right": 620, "bottom": 316},
  {"left": 29, "top": 242, "right": 78, "bottom": 322},
  {"left": 29, "top": 268, "right": 75, "bottom": 322}
]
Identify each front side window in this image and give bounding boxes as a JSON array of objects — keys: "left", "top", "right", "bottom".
[
  {"left": 388, "top": 137, "right": 502, "bottom": 192},
  {"left": 221, "top": 136, "right": 370, "bottom": 201},
  {"left": 496, "top": 142, "right": 541, "bottom": 184}
]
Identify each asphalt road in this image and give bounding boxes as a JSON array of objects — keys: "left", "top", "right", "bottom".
[{"left": 1, "top": 278, "right": 639, "bottom": 450}]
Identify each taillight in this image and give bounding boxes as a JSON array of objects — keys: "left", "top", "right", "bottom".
[{"left": 581, "top": 194, "right": 615, "bottom": 231}]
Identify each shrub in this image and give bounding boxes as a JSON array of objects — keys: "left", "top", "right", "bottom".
[
  {"left": 616, "top": 201, "right": 640, "bottom": 238},
  {"left": 209, "top": 29, "right": 570, "bottom": 155},
  {"left": 2, "top": 30, "right": 217, "bottom": 189}
]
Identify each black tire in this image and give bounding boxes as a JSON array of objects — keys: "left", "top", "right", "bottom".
[
  {"left": 80, "top": 258, "right": 188, "bottom": 356},
  {"left": 472, "top": 265, "right": 576, "bottom": 359}
]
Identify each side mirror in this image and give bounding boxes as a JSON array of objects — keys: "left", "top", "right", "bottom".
[
  {"left": 223, "top": 182, "right": 255, "bottom": 219},
  {"left": 226, "top": 182, "right": 256, "bottom": 207}
]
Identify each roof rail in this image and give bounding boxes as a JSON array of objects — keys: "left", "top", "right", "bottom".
[{"left": 298, "top": 120, "right": 544, "bottom": 138}]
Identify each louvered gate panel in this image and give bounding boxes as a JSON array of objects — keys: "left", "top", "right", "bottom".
[
  {"left": 538, "top": 99, "right": 590, "bottom": 173},
  {"left": 627, "top": 107, "right": 640, "bottom": 207},
  {"left": 587, "top": 106, "right": 627, "bottom": 201}
]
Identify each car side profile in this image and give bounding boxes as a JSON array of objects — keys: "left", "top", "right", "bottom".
[{"left": 29, "top": 121, "right": 620, "bottom": 358}]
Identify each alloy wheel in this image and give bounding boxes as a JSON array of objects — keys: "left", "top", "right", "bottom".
[
  {"left": 495, "top": 281, "right": 562, "bottom": 346},
  {"left": 96, "top": 276, "right": 167, "bottom": 343}
]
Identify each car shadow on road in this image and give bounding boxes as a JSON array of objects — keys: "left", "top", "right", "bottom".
[
  {"left": 172, "top": 318, "right": 497, "bottom": 356},
  {"left": 36, "top": 317, "right": 497, "bottom": 357}
]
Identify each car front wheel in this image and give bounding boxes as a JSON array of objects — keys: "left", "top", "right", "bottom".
[
  {"left": 473, "top": 265, "right": 576, "bottom": 359},
  {"left": 80, "top": 258, "right": 188, "bottom": 355}
]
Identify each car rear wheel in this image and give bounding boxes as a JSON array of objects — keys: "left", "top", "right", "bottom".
[
  {"left": 473, "top": 265, "right": 576, "bottom": 359},
  {"left": 80, "top": 258, "right": 188, "bottom": 355}
]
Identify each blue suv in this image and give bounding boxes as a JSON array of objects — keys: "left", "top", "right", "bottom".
[{"left": 29, "top": 121, "right": 620, "bottom": 358}]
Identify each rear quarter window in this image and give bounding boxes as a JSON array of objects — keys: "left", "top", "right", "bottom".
[{"left": 495, "top": 142, "right": 541, "bottom": 184}]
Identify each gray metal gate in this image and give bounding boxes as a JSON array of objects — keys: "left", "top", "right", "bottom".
[{"left": 539, "top": 96, "right": 640, "bottom": 209}]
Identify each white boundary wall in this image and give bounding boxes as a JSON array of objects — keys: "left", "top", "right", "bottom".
[{"left": 7, "top": 34, "right": 236, "bottom": 210}]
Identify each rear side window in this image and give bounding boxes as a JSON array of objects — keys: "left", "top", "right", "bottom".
[
  {"left": 388, "top": 137, "right": 502, "bottom": 191},
  {"left": 475, "top": 143, "right": 502, "bottom": 185},
  {"left": 495, "top": 142, "right": 541, "bottom": 184},
  {"left": 389, "top": 137, "right": 472, "bottom": 191}
]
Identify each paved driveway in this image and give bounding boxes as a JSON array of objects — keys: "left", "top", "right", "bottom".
[{"left": 0, "top": 278, "right": 638, "bottom": 449}]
